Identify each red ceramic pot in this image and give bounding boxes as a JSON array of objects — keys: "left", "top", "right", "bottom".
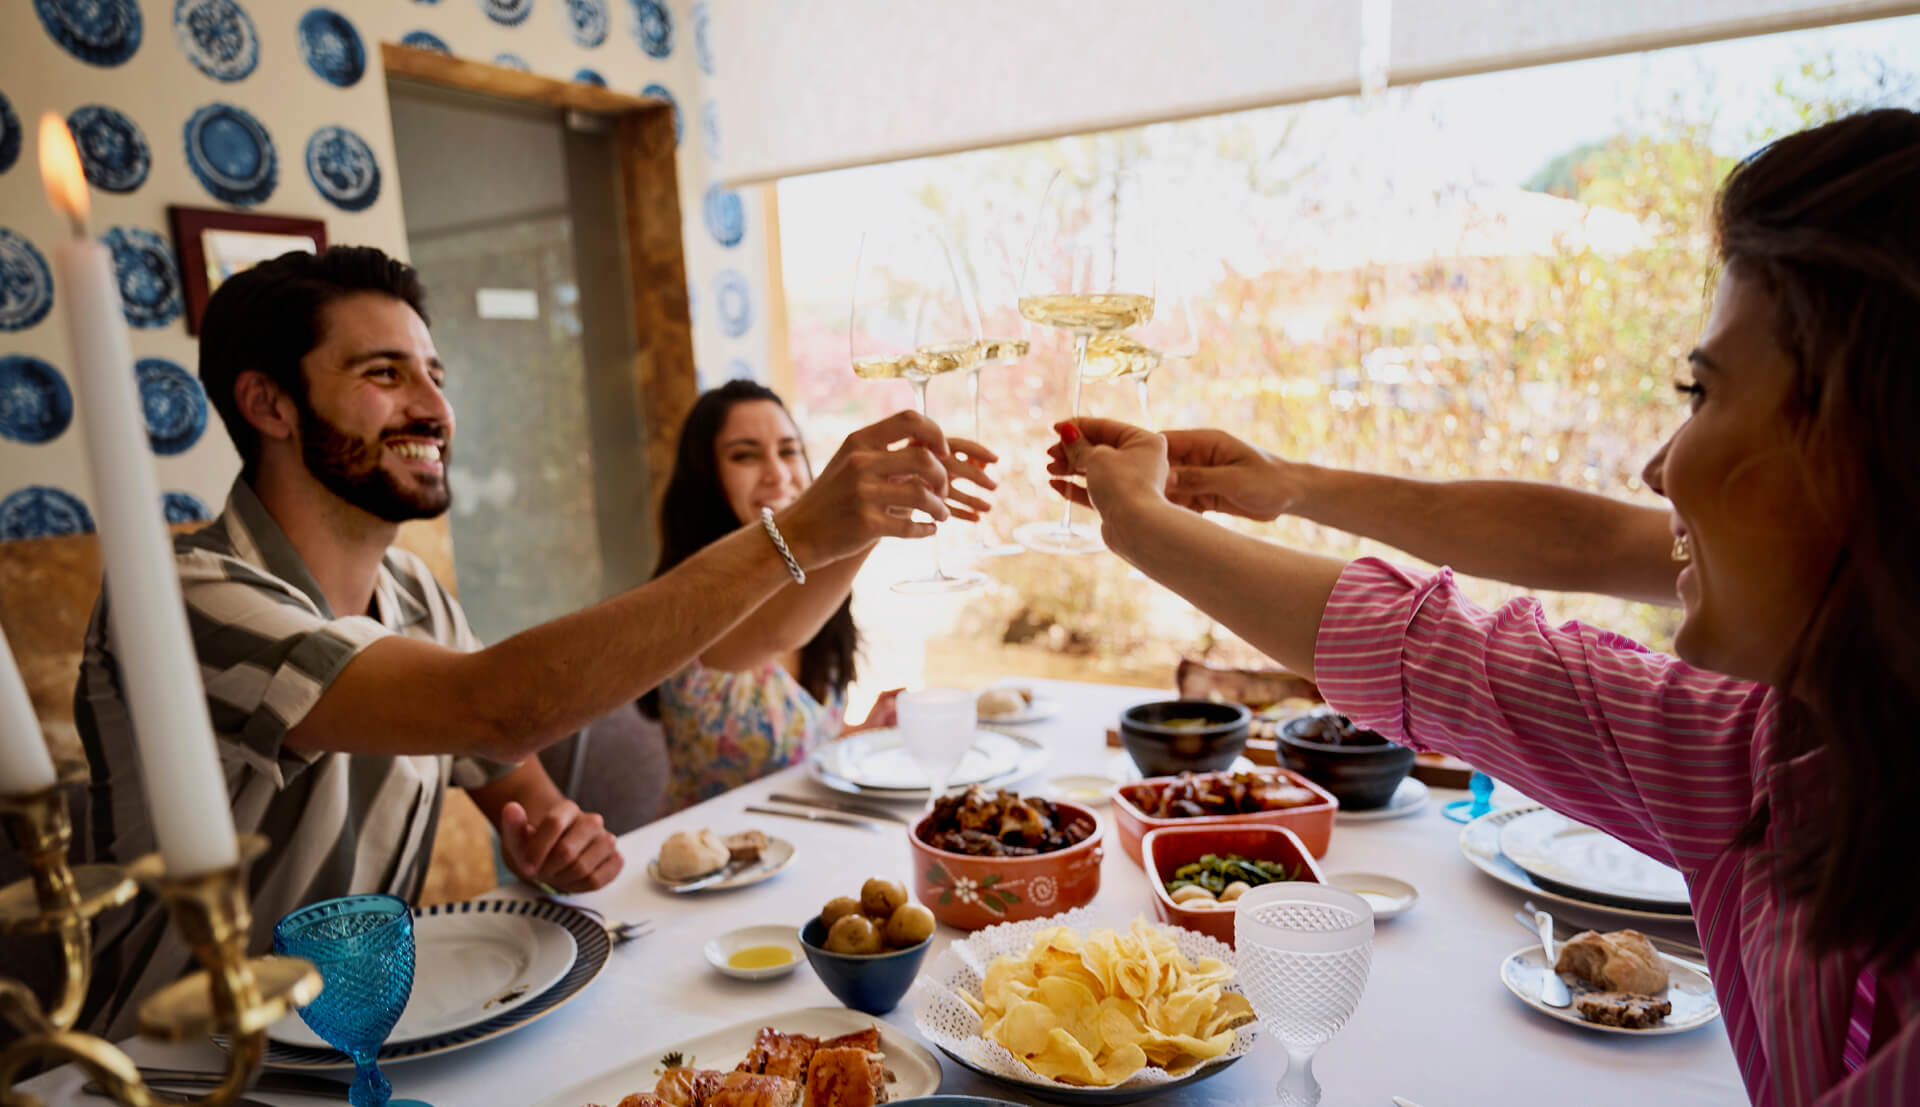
[
  {"left": 1142, "top": 823, "right": 1325, "bottom": 948},
  {"left": 1111, "top": 767, "right": 1337, "bottom": 866},
  {"left": 908, "top": 801, "right": 1103, "bottom": 931}
]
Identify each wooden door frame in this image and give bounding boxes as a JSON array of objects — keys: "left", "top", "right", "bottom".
[{"left": 381, "top": 44, "right": 696, "bottom": 514}]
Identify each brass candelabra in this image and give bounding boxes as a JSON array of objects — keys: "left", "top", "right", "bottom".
[{"left": 0, "top": 777, "right": 321, "bottom": 1106}]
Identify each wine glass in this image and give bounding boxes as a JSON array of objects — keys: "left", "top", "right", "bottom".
[
  {"left": 896, "top": 687, "right": 978, "bottom": 809},
  {"left": 274, "top": 895, "right": 431, "bottom": 1107},
  {"left": 1442, "top": 770, "right": 1496, "bottom": 823},
  {"left": 1114, "top": 261, "right": 1198, "bottom": 427},
  {"left": 850, "top": 225, "right": 987, "bottom": 594},
  {"left": 1236, "top": 883, "right": 1375, "bottom": 1107},
  {"left": 1014, "top": 168, "right": 1159, "bottom": 555},
  {"left": 949, "top": 231, "right": 1029, "bottom": 560}
]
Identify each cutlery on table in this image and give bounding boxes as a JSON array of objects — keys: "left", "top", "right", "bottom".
[
  {"left": 129, "top": 1069, "right": 349, "bottom": 1097},
  {"left": 1518, "top": 898, "right": 1707, "bottom": 961},
  {"left": 1534, "top": 909, "right": 1573, "bottom": 1007},
  {"left": 743, "top": 804, "right": 879, "bottom": 832},
  {"left": 607, "top": 917, "right": 654, "bottom": 945},
  {"left": 766, "top": 792, "right": 907, "bottom": 823},
  {"left": 84, "top": 1082, "right": 276, "bottom": 1107},
  {"left": 1511, "top": 909, "right": 1709, "bottom": 977},
  {"left": 1390, "top": 1099, "right": 1427, "bottom": 1107}
]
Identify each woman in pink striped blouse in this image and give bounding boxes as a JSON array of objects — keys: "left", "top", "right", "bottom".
[{"left": 1047, "top": 110, "right": 1916, "bottom": 1105}]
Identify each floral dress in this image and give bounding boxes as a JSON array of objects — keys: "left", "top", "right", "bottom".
[{"left": 657, "top": 658, "right": 846, "bottom": 814}]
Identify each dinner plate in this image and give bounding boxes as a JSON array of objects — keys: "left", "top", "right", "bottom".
[
  {"left": 531, "top": 1006, "right": 942, "bottom": 1107},
  {"left": 1460, "top": 806, "right": 1694, "bottom": 923},
  {"left": 646, "top": 835, "right": 796, "bottom": 893},
  {"left": 256, "top": 898, "right": 610, "bottom": 1070},
  {"left": 811, "top": 729, "right": 1049, "bottom": 798},
  {"left": 1500, "top": 945, "right": 1720, "bottom": 1035},
  {"left": 268, "top": 903, "right": 577, "bottom": 1050},
  {"left": 818, "top": 727, "right": 1040, "bottom": 791},
  {"left": 976, "top": 687, "right": 1059, "bottom": 725},
  {"left": 1335, "top": 777, "right": 1429, "bottom": 822},
  {"left": 1497, "top": 809, "right": 1691, "bottom": 912}
]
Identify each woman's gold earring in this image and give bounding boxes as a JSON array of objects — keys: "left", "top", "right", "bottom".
[{"left": 1672, "top": 535, "right": 1692, "bottom": 562}]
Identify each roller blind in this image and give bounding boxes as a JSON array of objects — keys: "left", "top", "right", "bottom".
[{"left": 708, "top": 0, "right": 1919, "bottom": 185}]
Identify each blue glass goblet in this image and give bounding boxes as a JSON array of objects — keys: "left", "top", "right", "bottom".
[
  {"left": 273, "top": 895, "right": 431, "bottom": 1107},
  {"left": 1442, "top": 770, "right": 1496, "bottom": 823}
]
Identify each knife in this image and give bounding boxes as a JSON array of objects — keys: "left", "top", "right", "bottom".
[
  {"left": 767, "top": 792, "right": 907, "bottom": 823},
  {"left": 1534, "top": 909, "right": 1573, "bottom": 1007},
  {"left": 134, "top": 1068, "right": 349, "bottom": 1096},
  {"left": 744, "top": 804, "right": 879, "bottom": 831}
]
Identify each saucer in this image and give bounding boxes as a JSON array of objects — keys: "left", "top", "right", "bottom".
[
  {"left": 705, "top": 924, "right": 803, "bottom": 981},
  {"left": 1334, "top": 777, "right": 1429, "bottom": 822},
  {"left": 1326, "top": 872, "right": 1419, "bottom": 920}
]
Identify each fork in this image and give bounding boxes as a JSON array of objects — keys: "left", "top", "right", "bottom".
[{"left": 607, "top": 917, "right": 654, "bottom": 946}]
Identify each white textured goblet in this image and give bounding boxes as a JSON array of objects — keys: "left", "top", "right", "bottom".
[{"left": 1235, "top": 883, "right": 1375, "bottom": 1107}]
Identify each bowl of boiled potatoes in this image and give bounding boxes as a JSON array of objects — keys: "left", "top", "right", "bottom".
[{"left": 797, "top": 878, "right": 936, "bottom": 1015}]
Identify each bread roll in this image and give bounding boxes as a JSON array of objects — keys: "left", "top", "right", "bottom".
[{"left": 658, "top": 828, "right": 730, "bottom": 880}]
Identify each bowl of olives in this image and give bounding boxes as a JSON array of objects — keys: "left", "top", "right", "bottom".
[{"left": 797, "top": 878, "right": 935, "bottom": 1015}]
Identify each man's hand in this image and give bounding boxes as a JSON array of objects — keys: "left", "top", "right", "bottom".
[
  {"left": 500, "top": 800, "right": 623, "bottom": 893},
  {"left": 1048, "top": 420, "right": 1295, "bottom": 521},
  {"left": 777, "top": 410, "right": 998, "bottom": 568}
]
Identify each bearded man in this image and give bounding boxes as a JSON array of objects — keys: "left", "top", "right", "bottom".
[{"left": 74, "top": 247, "right": 992, "bottom": 1037}]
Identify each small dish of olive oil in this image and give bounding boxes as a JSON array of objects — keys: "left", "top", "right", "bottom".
[{"left": 705, "top": 925, "right": 804, "bottom": 981}]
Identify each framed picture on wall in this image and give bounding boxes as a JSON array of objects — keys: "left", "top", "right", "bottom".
[{"left": 168, "top": 207, "right": 329, "bottom": 335}]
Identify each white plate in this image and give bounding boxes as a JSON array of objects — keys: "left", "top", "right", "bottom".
[
  {"left": 1460, "top": 806, "right": 1695, "bottom": 923},
  {"left": 811, "top": 730, "right": 1049, "bottom": 799},
  {"left": 1046, "top": 773, "right": 1119, "bottom": 807},
  {"left": 1498, "top": 809, "right": 1690, "bottom": 911},
  {"left": 819, "top": 727, "right": 1035, "bottom": 791},
  {"left": 532, "top": 1006, "right": 943, "bottom": 1107},
  {"left": 1500, "top": 945, "right": 1720, "bottom": 1035},
  {"left": 1335, "top": 777, "right": 1429, "bottom": 822},
  {"left": 647, "top": 836, "right": 797, "bottom": 893},
  {"left": 976, "top": 687, "right": 1059, "bottom": 724},
  {"left": 1327, "top": 872, "right": 1418, "bottom": 920},
  {"left": 704, "top": 924, "right": 803, "bottom": 980},
  {"left": 268, "top": 905, "right": 577, "bottom": 1050}
]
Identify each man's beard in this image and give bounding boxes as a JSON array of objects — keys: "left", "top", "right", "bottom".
[{"left": 296, "top": 402, "right": 452, "bottom": 523}]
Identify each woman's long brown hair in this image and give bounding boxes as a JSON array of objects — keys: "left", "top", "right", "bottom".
[{"left": 1717, "top": 108, "right": 1920, "bottom": 968}]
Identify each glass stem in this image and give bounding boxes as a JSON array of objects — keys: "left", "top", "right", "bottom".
[
  {"left": 1274, "top": 1046, "right": 1321, "bottom": 1107},
  {"left": 1061, "top": 333, "right": 1090, "bottom": 531},
  {"left": 1135, "top": 372, "right": 1153, "bottom": 428},
  {"left": 913, "top": 378, "right": 949, "bottom": 581},
  {"left": 350, "top": 1053, "right": 393, "bottom": 1107}
]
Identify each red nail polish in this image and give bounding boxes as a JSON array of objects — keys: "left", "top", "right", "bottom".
[{"left": 1057, "top": 421, "right": 1081, "bottom": 444}]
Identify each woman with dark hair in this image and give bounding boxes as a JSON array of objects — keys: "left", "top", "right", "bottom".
[
  {"left": 644, "top": 380, "right": 996, "bottom": 813},
  {"left": 1048, "top": 109, "right": 1918, "bottom": 1103}
]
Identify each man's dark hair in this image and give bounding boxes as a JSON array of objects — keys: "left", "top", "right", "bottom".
[{"left": 197, "top": 246, "right": 429, "bottom": 479}]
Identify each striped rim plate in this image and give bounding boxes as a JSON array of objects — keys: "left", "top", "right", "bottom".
[{"left": 256, "top": 898, "right": 610, "bottom": 1070}]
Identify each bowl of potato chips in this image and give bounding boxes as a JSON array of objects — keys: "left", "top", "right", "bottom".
[{"left": 912, "top": 910, "right": 1256, "bottom": 1101}]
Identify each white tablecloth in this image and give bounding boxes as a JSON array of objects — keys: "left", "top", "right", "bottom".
[{"left": 24, "top": 679, "right": 1746, "bottom": 1106}]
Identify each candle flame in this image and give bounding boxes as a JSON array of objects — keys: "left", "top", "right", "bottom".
[{"left": 38, "top": 113, "right": 90, "bottom": 229}]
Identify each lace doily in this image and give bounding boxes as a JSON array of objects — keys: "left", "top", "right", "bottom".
[{"left": 910, "top": 908, "right": 1258, "bottom": 1089}]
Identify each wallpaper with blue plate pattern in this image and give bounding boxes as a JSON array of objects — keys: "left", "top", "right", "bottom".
[
  {"left": 5, "top": 0, "right": 763, "bottom": 538},
  {"left": 162, "top": 491, "right": 211, "bottom": 524}
]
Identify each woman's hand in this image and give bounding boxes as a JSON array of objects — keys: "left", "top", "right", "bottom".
[
  {"left": 1044, "top": 417, "right": 1173, "bottom": 520},
  {"left": 1046, "top": 420, "right": 1294, "bottom": 521},
  {"left": 935, "top": 437, "right": 999, "bottom": 523},
  {"left": 840, "top": 688, "right": 902, "bottom": 736}
]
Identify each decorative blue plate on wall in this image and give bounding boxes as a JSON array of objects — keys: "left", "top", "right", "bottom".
[
  {"left": 0, "top": 229, "right": 54, "bottom": 334},
  {"left": 566, "top": 0, "right": 609, "bottom": 47},
  {"left": 692, "top": 1, "right": 713, "bottom": 75},
  {"left": 35, "top": 0, "right": 143, "bottom": 68},
  {"left": 305, "top": 126, "right": 381, "bottom": 213},
  {"left": 479, "top": 0, "right": 532, "bottom": 26},
  {"left": 68, "top": 105, "right": 151, "bottom": 194},
  {"left": 401, "top": 30, "right": 451, "bottom": 54},
  {"left": 174, "top": 0, "right": 259, "bottom": 82},
  {"left": 102, "top": 228, "right": 184, "bottom": 330},
  {"left": 162, "top": 491, "right": 211, "bottom": 524},
  {"left": 573, "top": 69, "right": 606, "bottom": 87},
  {"left": 0, "top": 93, "right": 21, "bottom": 176},
  {"left": 714, "top": 269, "right": 751, "bottom": 338},
  {"left": 136, "top": 358, "right": 208, "bottom": 455},
  {"left": 298, "top": 8, "right": 366, "bottom": 88},
  {"left": 184, "top": 103, "right": 276, "bottom": 207},
  {"left": 0, "top": 486, "right": 94, "bottom": 540},
  {"left": 703, "top": 184, "right": 743, "bottom": 248},
  {"left": 631, "top": 0, "right": 672, "bottom": 58},
  {"left": 0, "top": 355, "right": 74, "bottom": 445},
  {"left": 641, "top": 83, "right": 681, "bottom": 145},
  {"left": 493, "top": 53, "right": 530, "bottom": 72}
]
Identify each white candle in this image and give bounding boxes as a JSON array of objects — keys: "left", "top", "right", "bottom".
[
  {"left": 0, "top": 622, "right": 58, "bottom": 795},
  {"left": 38, "top": 115, "right": 238, "bottom": 875}
]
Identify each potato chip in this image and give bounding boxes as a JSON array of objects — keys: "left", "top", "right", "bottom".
[{"left": 958, "top": 917, "right": 1255, "bottom": 1086}]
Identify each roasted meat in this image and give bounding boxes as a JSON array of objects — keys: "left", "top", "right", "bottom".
[{"left": 920, "top": 786, "right": 1092, "bottom": 857}]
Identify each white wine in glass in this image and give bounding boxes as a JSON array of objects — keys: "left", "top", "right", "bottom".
[
  {"left": 1013, "top": 170, "right": 1162, "bottom": 556},
  {"left": 849, "top": 227, "right": 987, "bottom": 594}
]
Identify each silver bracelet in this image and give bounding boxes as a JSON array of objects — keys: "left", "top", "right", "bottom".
[{"left": 760, "top": 507, "right": 806, "bottom": 584}]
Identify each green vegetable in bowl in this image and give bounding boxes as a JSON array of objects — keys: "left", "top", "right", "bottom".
[{"left": 1164, "top": 852, "right": 1297, "bottom": 896}]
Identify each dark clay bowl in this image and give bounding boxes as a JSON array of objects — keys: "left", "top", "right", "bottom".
[
  {"left": 1276, "top": 713, "right": 1415, "bottom": 811},
  {"left": 1119, "top": 700, "right": 1251, "bottom": 777}
]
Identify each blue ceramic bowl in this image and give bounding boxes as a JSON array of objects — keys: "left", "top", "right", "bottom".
[{"left": 798, "top": 917, "right": 930, "bottom": 1015}]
